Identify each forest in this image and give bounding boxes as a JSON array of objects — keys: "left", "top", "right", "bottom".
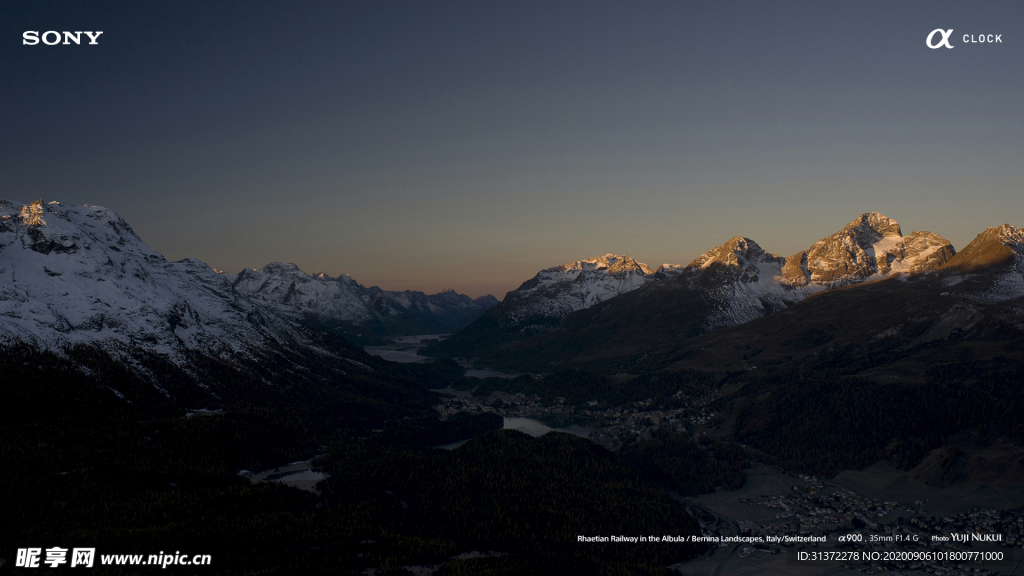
[{"left": 0, "top": 344, "right": 704, "bottom": 575}]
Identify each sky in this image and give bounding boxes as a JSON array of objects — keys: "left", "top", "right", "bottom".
[{"left": 2, "top": 1, "right": 1023, "bottom": 298}]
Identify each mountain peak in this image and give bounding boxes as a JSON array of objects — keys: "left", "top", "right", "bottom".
[
  {"left": 944, "top": 224, "right": 1024, "bottom": 271},
  {"left": 19, "top": 199, "right": 46, "bottom": 226},
  {"left": 842, "top": 212, "right": 902, "bottom": 238},
  {"left": 804, "top": 212, "right": 949, "bottom": 286},
  {"left": 497, "top": 253, "right": 660, "bottom": 326},
  {"left": 570, "top": 254, "right": 655, "bottom": 275},
  {"left": 0, "top": 199, "right": 290, "bottom": 360},
  {"left": 687, "top": 236, "right": 779, "bottom": 270},
  {"left": 996, "top": 223, "right": 1024, "bottom": 246},
  {"left": 261, "top": 262, "right": 302, "bottom": 274}
]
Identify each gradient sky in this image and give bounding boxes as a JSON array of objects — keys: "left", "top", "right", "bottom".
[{"left": 3, "top": 1, "right": 1023, "bottom": 298}]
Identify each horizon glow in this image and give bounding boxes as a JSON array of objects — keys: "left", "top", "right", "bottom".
[{"left": 3, "top": 1, "right": 1022, "bottom": 298}]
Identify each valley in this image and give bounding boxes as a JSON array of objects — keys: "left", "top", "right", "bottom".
[{"left": 4, "top": 199, "right": 1024, "bottom": 574}]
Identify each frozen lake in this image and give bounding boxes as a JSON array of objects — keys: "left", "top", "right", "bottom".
[
  {"left": 364, "top": 334, "right": 447, "bottom": 363},
  {"left": 502, "top": 417, "right": 595, "bottom": 438},
  {"left": 434, "top": 417, "right": 595, "bottom": 450},
  {"left": 464, "top": 367, "right": 519, "bottom": 379},
  {"left": 365, "top": 335, "right": 521, "bottom": 378},
  {"left": 239, "top": 458, "right": 327, "bottom": 493}
]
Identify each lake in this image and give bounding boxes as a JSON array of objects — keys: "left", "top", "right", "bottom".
[
  {"left": 239, "top": 458, "right": 327, "bottom": 493},
  {"left": 434, "top": 417, "right": 595, "bottom": 450},
  {"left": 364, "top": 334, "right": 447, "bottom": 363},
  {"left": 365, "top": 334, "right": 521, "bottom": 378}
]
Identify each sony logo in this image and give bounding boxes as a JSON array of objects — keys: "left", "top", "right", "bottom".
[{"left": 23, "top": 31, "right": 104, "bottom": 45}]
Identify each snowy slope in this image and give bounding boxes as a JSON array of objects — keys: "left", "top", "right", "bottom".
[
  {"left": 232, "top": 263, "right": 496, "bottom": 335},
  {"left": 497, "top": 254, "right": 658, "bottom": 328},
  {"left": 680, "top": 237, "right": 824, "bottom": 330},
  {"left": 233, "top": 263, "right": 380, "bottom": 325},
  {"left": 685, "top": 214, "right": 954, "bottom": 329},
  {"left": 0, "top": 200, "right": 299, "bottom": 362},
  {"left": 651, "top": 263, "right": 685, "bottom": 279},
  {"left": 451, "top": 213, "right": 956, "bottom": 344}
]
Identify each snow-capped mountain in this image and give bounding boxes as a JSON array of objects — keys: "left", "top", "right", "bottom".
[
  {"left": 683, "top": 236, "right": 820, "bottom": 331},
  {"left": 439, "top": 213, "right": 954, "bottom": 344},
  {"left": 231, "top": 263, "right": 497, "bottom": 340},
  {"left": 0, "top": 199, "right": 446, "bottom": 430},
  {"left": 231, "top": 263, "right": 377, "bottom": 325},
  {"left": 0, "top": 199, "right": 466, "bottom": 417},
  {"left": 495, "top": 254, "right": 657, "bottom": 330},
  {"left": 426, "top": 212, "right": 958, "bottom": 368},
  {"left": 796, "top": 212, "right": 955, "bottom": 288},
  {"left": 0, "top": 199, "right": 302, "bottom": 362},
  {"left": 669, "top": 221, "right": 1024, "bottom": 379},
  {"left": 417, "top": 254, "right": 674, "bottom": 362},
  {"left": 687, "top": 214, "right": 954, "bottom": 330}
]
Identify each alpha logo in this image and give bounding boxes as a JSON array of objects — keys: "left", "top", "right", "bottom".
[
  {"left": 926, "top": 29, "right": 1003, "bottom": 49},
  {"left": 23, "top": 31, "right": 103, "bottom": 45},
  {"left": 926, "top": 28, "right": 955, "bottom": 49}
]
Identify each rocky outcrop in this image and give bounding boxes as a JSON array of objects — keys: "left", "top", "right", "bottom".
[{"left": 805, "top": 212, "right": 953, "bottom": 287}]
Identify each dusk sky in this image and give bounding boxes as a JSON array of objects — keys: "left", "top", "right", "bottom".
[{"left": 3, "top": 1, "right": 1023, "bottom": 298}]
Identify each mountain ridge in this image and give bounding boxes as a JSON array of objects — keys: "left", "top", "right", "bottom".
[
  {"left": 0, "top": 199, "right": 297, "bottom": 363},
  {"left": 425, "top": 212, "right": 958, "bottom": 368},
  {"left": 0, "top": 198, "right": 462, "bottom": 426},
  {"left": 660, "top": 222, "right": 1024, "bottom": 376},
  {"left": 231, "top": 262, "right": 497, "bottom": 342}
]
